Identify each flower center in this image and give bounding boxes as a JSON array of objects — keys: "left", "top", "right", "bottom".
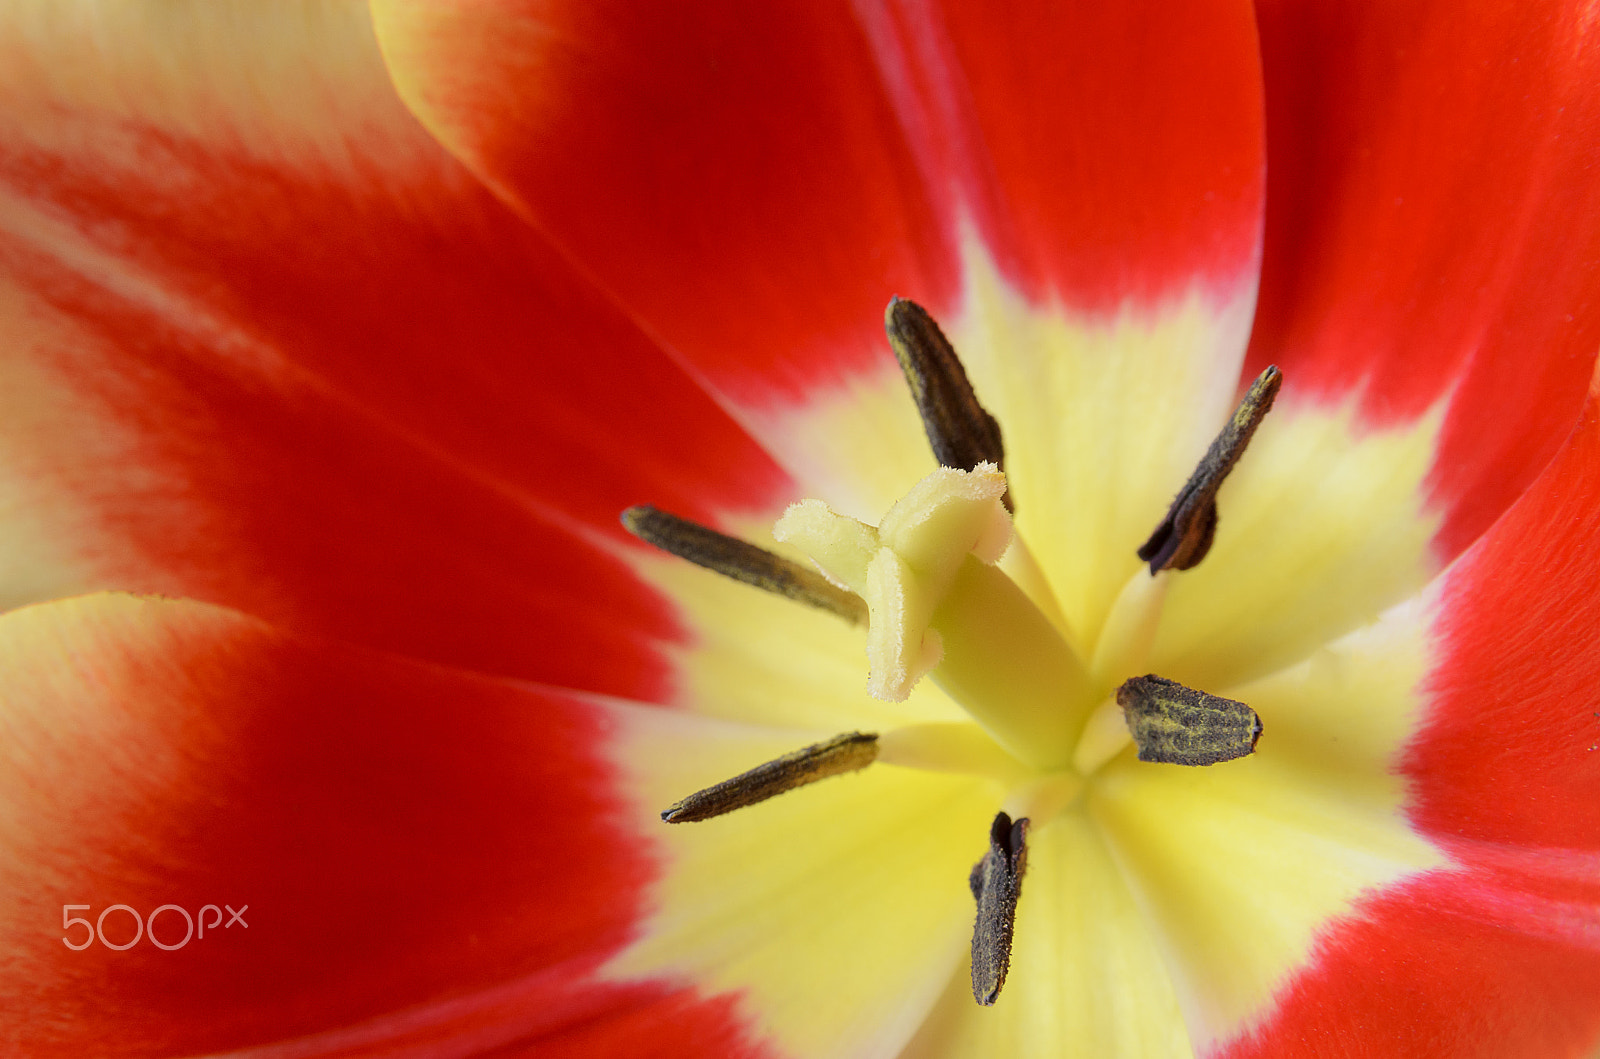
[
  {"left": 625, "top": 297, "right": 1276, "bottom": 1005},
  {"left": 773, "top": 461, "right": 1093, "bottom": 771}
]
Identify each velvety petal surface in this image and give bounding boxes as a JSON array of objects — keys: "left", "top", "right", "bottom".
[
  {"left": 0, "top": 592, "right": 771, "bottom": 1057},
  {"left": 1250, "top": 0, "right": 1600, "bottom": 559},
  {"left": 371, "top": 1, "right": 1265, "bottom": 477},
  {"left": 1409, "top": 372, "right": 1600, "bottom": 854},
  {"left": 0, "top": 1, "right": 789, "bottom": 693}
]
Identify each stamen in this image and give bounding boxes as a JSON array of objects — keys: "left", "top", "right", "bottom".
[
  {"left": 1089, "top": 567, "right": 1172, "bottom": 685},
  {"left": 1116, "top": 675, "right": 1262, "bottom": 766},
  {"left": 1071, "top": 696, "right": 1134, "bottom": 775},
  {"left": 1137, "top": 365, "right": 1282, "bottom": 573},
  {"left": 969, "top": 811, "right": 1029, "bottom": 1006},
  {"left": 622, "top": 505, "right": 867, "bottom": 624},
  {"left": 661, "top": 732, "right": 879, "bottom": 823},
  {"left": 1002, "top": 773, "right": 1084, "bottom": 828},
  {"left": 876, "top": 722, "right": 1031, "bottom": 783},
  {"left": 885, "top": 298, "right": 1010, "bottom": 509}
]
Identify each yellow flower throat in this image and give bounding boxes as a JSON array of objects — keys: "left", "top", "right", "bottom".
[{"left": 628, "top": 297, "right": 1274, "bottom": 1004}]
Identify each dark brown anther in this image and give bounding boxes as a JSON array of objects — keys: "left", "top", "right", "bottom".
[
  {"left": 1116, "top": 674, "right": 1262, "bottom": 766},
  {"left": 622, "top": 505, "right": 867, "bottom": 624},
  {"left": 969, "top": 811, "right": 1029, "bottom": 1005},
  {"left": 1137, "top": 365, "right": 1282, "bottom": 573},
  {"left": 661, "top": 732, "right": 879, "bottom": 823},
  {"left": 885, "top": 297, "right": 1011, "bottom": 510}
]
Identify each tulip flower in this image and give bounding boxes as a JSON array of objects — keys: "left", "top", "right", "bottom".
[{"left": 3, "top": 2, "right": 1600, "bottom": 1056}]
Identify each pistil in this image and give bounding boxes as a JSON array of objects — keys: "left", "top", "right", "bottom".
[{"left": 776, "top": 463, "right": 1096, "bottom": 770}]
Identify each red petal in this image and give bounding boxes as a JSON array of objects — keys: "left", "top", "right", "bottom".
[
  {"left": 929, "top": 0, "right": 1263, "bottom": 309},
  {"left": 1405, "top": 377, "right": 1600, "bottom": 851},
  {"left": 372, "top": 1, "right": 1264, "bottom": 410},
  {"left": 373, "top": 0, "right": 952, "bottom": 407},
  {"left": 1219, "top": 871, "right": 1600, "bottom": 1057},
  {"left": 0, "top": 6, "right": 789, "bottom": 690},
  {"left": 0, "top": 593, "right": 770, "bottom": 1057},
  {"left": 1248, "top": 0, "right": 1600, "bottom": 559}
]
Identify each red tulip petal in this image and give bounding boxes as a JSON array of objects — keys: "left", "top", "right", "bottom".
[
  {"left": 1407, "top": 375, "right": 1600, "bottom": 852},
  {"left": 1219, "top": 870, "right": 1600, "bottom": 1057},
  {"left": 371, "top": 0, "right": 1264, "bottom": 414},
  {"left": 927, "top": 0, "right": 1263, "bottom": 309},
  {"left": 0, "top": 4, "right": 789, "bottom": 690},
  {"left": 1248, "top": 0, "right": 1600, "bottom": 559},
  {"left": 0, "top": 592, "right": 772, "bottom": 1057}
]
